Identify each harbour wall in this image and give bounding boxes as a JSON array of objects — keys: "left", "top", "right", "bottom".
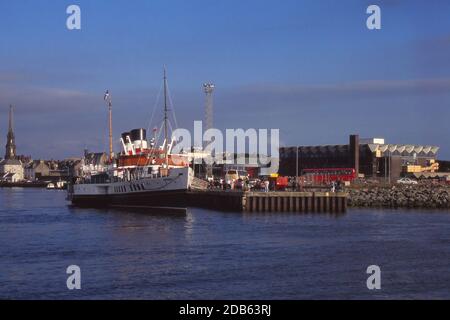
[
  {"left": 188, "top": 191, "right": 348, "bottom": 213},
  {"left": 0, "top": 182, "right": 47, "bottom": 188},
  {"left": 348, "top": 185, "right": 450, "bottom": 209}
]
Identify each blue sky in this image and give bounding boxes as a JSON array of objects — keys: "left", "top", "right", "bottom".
[{"left": 0, "top": 0, "right": 449, "bottom": 159}]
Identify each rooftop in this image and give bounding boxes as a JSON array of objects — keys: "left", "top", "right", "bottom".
[{"left": 0, "top": 158, "right": 22, "bottom": 166}]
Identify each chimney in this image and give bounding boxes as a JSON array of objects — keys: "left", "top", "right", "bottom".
[{"left": 349, "top": 134, "right": 359, "bottom": 177}]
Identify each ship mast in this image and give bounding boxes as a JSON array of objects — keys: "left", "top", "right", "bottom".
[
  {"left": 163, "top": 67, "right": 169, "bottom": 168},
  {"left": 109, "top": 100, "right": 113, "bottom": 161}
]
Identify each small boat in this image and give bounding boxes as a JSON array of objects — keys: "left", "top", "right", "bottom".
[
  {"left": 46, "top": 183, "right": 55, "bottom": 190},
  {"left": 56, "top": 181, "right": 67, "bottom": 190}
]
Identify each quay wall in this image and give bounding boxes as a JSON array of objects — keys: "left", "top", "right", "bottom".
[
  {"left": 188, "top": 191, "right": 348, "bottom": 213},
  {"left": 0, "top": 182, "right": 47, "bottom": 188}
]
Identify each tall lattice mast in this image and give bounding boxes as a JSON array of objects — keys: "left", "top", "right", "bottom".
[
  {"left": 203, "top": 83, "right": 215, "bottom": 132},
  {"left": 203, "top": 83, "right": 215, "bottom": 178},
  {"left": 104, "top": 91, "right": 113, "bottom": 161}
]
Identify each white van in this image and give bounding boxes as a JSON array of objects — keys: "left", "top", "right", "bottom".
[{"left": 225, "top": 170, "right": 249, "bottom": 182}]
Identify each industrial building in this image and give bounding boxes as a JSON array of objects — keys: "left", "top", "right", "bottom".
[{"left": 279, "top": 135, "right": 440, "bottom": 181}]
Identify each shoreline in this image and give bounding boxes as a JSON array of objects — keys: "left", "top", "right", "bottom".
[
  {"left": 347, "top": 184, "right": 450, "bottom": 209},
  {"left": 0, "top": 182, "right": 47, "bottom": 188},
  {"left": 1, "top": 183, "right": 449, "bottom": 210}
]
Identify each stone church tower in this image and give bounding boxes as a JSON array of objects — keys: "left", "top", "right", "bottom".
[{"left": 0, "top": 105, "right": 24, "bottom": 182}]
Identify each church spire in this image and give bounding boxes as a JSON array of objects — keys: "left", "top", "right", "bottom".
[
  {"left": 8, "top": 104, "right": 13, "bottom": 132},
  {"left": 5, "top": 105, "right": 16, "bottom": 160}
]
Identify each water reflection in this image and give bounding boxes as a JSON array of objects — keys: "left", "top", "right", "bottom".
[
  {"left": 183, "top": 210, "right": 195, "bottom": 241},
  {"left": 68, "top": 205, "right": 187, "bottom": 217},
  {"left": 242, "top": 211, "right": 346, "bottom": 220},
  {"left": 3, "top": 189, "right": 450, "bottom": 299}
]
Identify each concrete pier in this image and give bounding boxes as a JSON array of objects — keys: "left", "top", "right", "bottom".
[
  {"left": 188, "top": 190, "right": 348, "bottom": 213},
  {"left": 187, "top": 190, "right": 245, "bottom": 211}
]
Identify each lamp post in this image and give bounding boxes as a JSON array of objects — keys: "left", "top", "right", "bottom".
[{"left": 389, "top": 150, "right": 392, "bottom": 185}]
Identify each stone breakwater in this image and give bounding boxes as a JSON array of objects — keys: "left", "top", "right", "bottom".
[{"left": 348, "top": 185, "right": 450, "bottom": 209}]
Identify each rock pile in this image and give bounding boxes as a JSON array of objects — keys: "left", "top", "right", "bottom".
[{"left": 348, "top": 185, "right": 450, "bottom": 209}]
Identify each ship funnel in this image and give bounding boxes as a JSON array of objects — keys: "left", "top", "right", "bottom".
[
  {"left": 121, "top": 132, "right": 130, "bottom": 142},
  {"left": 130, "top": 128, "right": 147, "bottom": 142},
  {"left": 130, "top": 128, "right": 148, "bottom": 153}
]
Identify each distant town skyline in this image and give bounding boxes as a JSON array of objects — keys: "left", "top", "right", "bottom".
[{"left": 0, "top": 0, "right": 449, "bottom": 159}]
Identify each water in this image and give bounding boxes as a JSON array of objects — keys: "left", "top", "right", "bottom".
[{"left": 1, "top": 188, "right": 449, "bottom": 300}]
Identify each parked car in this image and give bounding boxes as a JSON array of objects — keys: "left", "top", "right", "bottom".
[
  {"left": 224, "top": 170, "right": 249, "bottom": 183},
  {"left": 248, "top": 179, "right": 262, "bottom": 190},
  {"left": 397, "top": 177, "right": 418, "bottom": 185}
]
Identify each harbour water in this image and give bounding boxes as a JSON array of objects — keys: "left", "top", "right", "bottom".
[{"left": 1, "top": 188, "right": 449, "bottom": 300}]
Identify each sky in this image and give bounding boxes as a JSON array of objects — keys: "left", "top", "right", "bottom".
[{"left": 0, "top": 0, "right": 449, "bottom": 159}]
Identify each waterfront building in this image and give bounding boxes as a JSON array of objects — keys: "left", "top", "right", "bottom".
[
  {"left": 82, "top": 151, "right": 108, "bottom": 176},
  {"left": 24, "top": 160, "right": 51, "bottom": 181},
  {"left": 279, "top": 135, "right": 440, "bottom": 181},
  {"left": 0, "top": 106, "right": 24, "bottom": 182},
  {"left": 24, "top": 159, "right": 83, "bottom": 182},
  {"left": 60, "top": 158, "right": 83, "bottom": 178}
]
